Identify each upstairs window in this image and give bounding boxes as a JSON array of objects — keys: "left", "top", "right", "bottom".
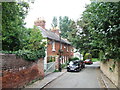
[
  {"left": 71, "top": 48, "right": 73, "bottom": 52},
  {"left": 67, "top": 46, "right": 69, "bottom": 52},
  {"left": 52, "top": 41, "right": 55, "bottom": 51},
  {"left": 60, "top": 43, "right": 62, "bottom": 49}
]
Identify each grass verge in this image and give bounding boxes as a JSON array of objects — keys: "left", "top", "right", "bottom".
[{"left": 92, "top": 58, "right": 99, "bottom": 62}]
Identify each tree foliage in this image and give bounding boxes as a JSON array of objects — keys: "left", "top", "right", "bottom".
[
  {"left": 16, "top": 27, "right": 46, "bottom": 61},
  {"left": 2, "top": 2, "right": 45, "bottom": 61},
  {"left": 21, "top": 27, "right": 45, "bottom": 50},
  {"left": 51, "top": 16, "right": 58, "bottom": 28},
  {"left": 58, "top": 16, "right": 89, "bottom": 55},
  {"left": 59, "top": 16, "right": 75, "bottom": 38},
  {"left": 58, "top": 16, "right": 81, "bottom": 52},
  {"left": 2, "top": 2, "right": 29, "bottom": 51},
  {"left": 77, "top": 2, "right": 120, "bottom": 60}
]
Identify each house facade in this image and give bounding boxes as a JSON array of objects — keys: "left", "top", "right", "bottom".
[{"left": 34, "top": 18, "right": 74, "bottom": 70}]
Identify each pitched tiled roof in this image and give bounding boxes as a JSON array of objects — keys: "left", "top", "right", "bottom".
[{"left": 38, "top": 26, "right": 71, "bottom": 45}]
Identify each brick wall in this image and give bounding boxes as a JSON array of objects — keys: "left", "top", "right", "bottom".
[
  {"left": 1, "top": 54, "right": 44, "bottom": 88},
  {"left": 100, "top": 59, "right": 120, "bottom": 88}
]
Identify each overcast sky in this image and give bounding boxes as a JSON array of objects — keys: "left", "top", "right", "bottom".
[{"left": 25, "top": 0, "right": 91, "bottom": 29}]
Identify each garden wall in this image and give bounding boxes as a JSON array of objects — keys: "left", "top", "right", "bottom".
[
  {"left": 1, "top": 54, "right": 44, "bottom": 88},
  {"left": 100, "top": 59, "right": 120, "bottom": 88}
]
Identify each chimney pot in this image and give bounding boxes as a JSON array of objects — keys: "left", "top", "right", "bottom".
[{"left": 34, "top": 17, "right": 46, "bottom": 29}]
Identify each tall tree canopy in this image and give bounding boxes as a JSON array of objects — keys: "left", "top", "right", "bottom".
[
  {"left": 2, "top": 2, "right": 45, "bottom": 61},
  {"left": 2, "top": 2, "right": 29, "bottom": 51},
  {"left": 59, "top": 16, "right": 74, "bottom": 38},
  {"left": 58, "top": 16, "right": 88, "bottom": 53},
  {"left": 76, "top": 2, "right": 120, "bottom": 60},
  {"left": 51, "top": 16, "right": 58, "bottom": 28}
]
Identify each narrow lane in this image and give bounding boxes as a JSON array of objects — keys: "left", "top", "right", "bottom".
[{"left": 44, "top": 62, "right": 100, "bottom": 88}]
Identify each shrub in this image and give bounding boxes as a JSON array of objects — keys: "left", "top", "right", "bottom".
[
  {"left": 69, "top": 57, "right": 79, "bottom": 61},
  {"left": 48, "top": 59, "right": 53, "bottom": 63},
  {"left": 2, "top": 27, "right": 46, "bottom": 61},
  {"left": 16, "top": 27, "right": 45, "bottom": 61},
  {"left": 16, "top": 49, "right": 45, "bottom": 61},
  {"left": 61, "top": 64, "right": 66, "bottom": 68},
  {"left": 84, "top": 53, "right": 92, "bottom": 60},
  {"left": 48, "top": 56, "right": 56, "bottom": 63}
]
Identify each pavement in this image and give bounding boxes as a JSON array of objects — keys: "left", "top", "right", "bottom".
[
  {"left": 99, "top": 70, "right": 119, "bottom": 89},
  {"left": 23, "top": 62, "right": 119, "bottom": 89}
]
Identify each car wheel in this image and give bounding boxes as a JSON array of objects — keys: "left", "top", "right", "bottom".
[
  {"left": 67, "top": 69, "right": 70, "bottom": 72},
  {"left": 79, "top": 68, "right": 81, "bottom": 71},
  {"left": 83, "top": 65, "right": 85, "bottom": 68},
  {"left": 81, "top": 65, "right": 83, "bottom": 69}
]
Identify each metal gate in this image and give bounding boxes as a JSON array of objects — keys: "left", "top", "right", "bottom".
[{"left": 44, "top": 62, "right": 55, "bottom": 76}]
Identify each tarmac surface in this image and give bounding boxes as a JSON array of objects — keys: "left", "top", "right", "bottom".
[
  {"left": 24, "top": 61, "right": 118, "bottom": 89},
  {"left": 44, "top": 62, "right": 100, "bottom": 88}
]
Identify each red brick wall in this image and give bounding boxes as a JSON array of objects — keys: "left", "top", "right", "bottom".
[
  {"left": 1, "top": 54, "right": 44, "bottom": 88},
  {"left": 47, "top": 39, "right": 73, "bottom": 63}
]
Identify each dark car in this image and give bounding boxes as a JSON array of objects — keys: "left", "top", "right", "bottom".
[
  {"left": 84, "top": 59, "right": 93, "bottom": 64},
  {"left": 67, "top": 60, "right": 81, "bottom": 72},
  {"left": 79, "top": 60, "right": 85, "bottom": 69},
  {"left": 75, "top": 60, "right": 85, "bottom": 69}
]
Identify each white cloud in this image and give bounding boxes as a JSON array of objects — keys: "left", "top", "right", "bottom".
[{"left": 25, "top": 0, "right": 91, "bottom": 29}]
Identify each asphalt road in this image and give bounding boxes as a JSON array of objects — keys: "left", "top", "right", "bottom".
[{"left": 44, "top": 62, "right": 100, "bottom": 88}]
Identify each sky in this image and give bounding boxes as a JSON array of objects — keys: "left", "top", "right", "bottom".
[{"left": 25, "top": 0, "right": 91, "bottom": 29}]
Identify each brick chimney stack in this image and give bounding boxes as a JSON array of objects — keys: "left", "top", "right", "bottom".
[
  {"left": 34, "top": 17, "right": 46, "bottom": 29},
  {"left": 51, "top": 27, "right": 60, "bottom": 35}
]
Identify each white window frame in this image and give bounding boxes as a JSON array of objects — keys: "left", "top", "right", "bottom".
[
  {"left": 64, "top": 45, "right": 66, "bottom": 49},
  {"left": 67, "top": 45, "right": 69, "bottom": 52},
  {"left": 63, "top": 56, "right": 65, "bottom": 63},
  {"left": 52, "top": 41, "right": 55, "bottom": 51},
  {"left": 60, "top": 43, "right": 62, "bottom": 49},
  {"left": 71, "top": 47, "right": 72, "bottom": 52}
]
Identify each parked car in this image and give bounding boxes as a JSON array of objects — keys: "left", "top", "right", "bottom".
[
  {"left": 67, "top": 60, "right": 84, "bottom": 72},
  {"left": 84, "top": 59, "right": 93, "bottom": 64},
  {"left": 79, "top": 60, "right": 85, "bottom": 68},
  {"left": 75, "top": 60, "right": 85, "bottom": 69}
]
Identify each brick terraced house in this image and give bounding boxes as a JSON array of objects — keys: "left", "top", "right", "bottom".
[{"left": 34, "top": 18, "right": 74, "bottom": 70}]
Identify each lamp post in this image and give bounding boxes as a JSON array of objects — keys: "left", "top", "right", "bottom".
[{"left": 59, "top": 30, "right": 62, "bottom": 72}]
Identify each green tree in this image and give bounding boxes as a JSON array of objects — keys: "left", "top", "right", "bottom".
[
  {"left": 2, "top": 2, "right": 29, "bottom": 51},
  {"left": 16, "top": 26, "right": 46, "bottom": 61},
  {"left": 21, "top": 26, "right": 45, "bottom": 51},
  {"left": 2, "top": 2, "right": 45, "bottom": 61},
  {"left": 51, "top": 16, "right": 58, "bottom": 28},
  {"left": 77, "top": 2, "right": 120, "bottom": 60},
  {"left": 59, "top": 16, "right": 73, "bottom": 38},
  {"left": 58, "top": 16, "right": 82, "bottom": 53}
]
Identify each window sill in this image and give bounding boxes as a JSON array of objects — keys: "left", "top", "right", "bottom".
[{"left": 52, "top": 49, "right": 56, "bottom": 52}]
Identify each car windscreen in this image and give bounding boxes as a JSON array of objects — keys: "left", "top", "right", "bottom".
[
  {"left": 69, "top": 61, "right": 79, "bottom": 66},
  {"left": 85, "top": 59, "right": 90, "bottom": 61}
]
